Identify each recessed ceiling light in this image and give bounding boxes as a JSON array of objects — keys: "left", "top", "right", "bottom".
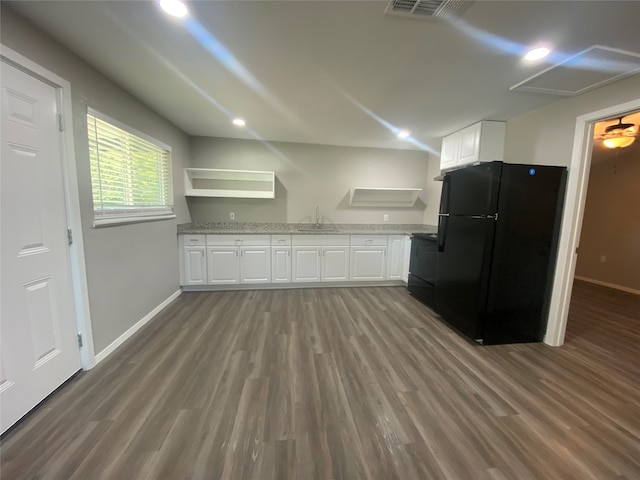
[
  {"left": 397, "top": 130, "right": 411, "bottom": 139},
  {"left": 524, "top": 47, "right": 551, "bottom": 61},
  {"left": 232, "top": 118, "right": 246, "bottom": 127},
  {"left": 159, "top": 0, "right": 189, "bottom": 18}
]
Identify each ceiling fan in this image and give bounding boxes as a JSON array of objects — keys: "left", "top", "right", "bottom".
[{"left": 598, "top": 116, "right": 638, "bottom": 149}]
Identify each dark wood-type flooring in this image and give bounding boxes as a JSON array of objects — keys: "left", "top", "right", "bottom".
[{"left": 1, "top": 281, "right": 639, "bottom": 479}]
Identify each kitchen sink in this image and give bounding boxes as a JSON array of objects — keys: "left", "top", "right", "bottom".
[{"left": 293, "top": 226, "right": 340, "bottom": 233}]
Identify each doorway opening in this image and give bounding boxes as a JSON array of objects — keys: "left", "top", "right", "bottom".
[{"left": 545, "top": 99, "right": 640, "bottom": 346}]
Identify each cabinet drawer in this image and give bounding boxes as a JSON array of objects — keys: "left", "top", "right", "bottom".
[
  {"left": 182, "top": 234, "right": 206, "bottom": 246},
  {"left": 206, "top": 234, "right": 270, "bottom": 246},
  {"left": 292, "top": 234, "right": 350, "bottom": 246},
  {"left": 350, "top": 235, "right": 388, "bottom": 246},
  {"left": 271, "top": 234, "right": 292, "bottom": 246}
]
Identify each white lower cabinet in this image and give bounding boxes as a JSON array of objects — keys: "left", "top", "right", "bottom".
[
  {"left": 292, "top": 235, "right": 350, "bottom": 283},
  {"left": 401, "top": 235, "right": 412, "bottom": 283},
  {"left": 183, "top": 246, "right": 207, "bottom": 285},
  {"left": 322, "top": 247, "right": 349, "bottom": 282},
  {"left": 271, "top": 247, "right": 292, "bottom": 283},
  {"left": 386, "top": 235, "right": 405, "bottom": 281},
  {"left": 207, "top": 247, "right": 240, "bottom": 284},
  {"left": 180, "top": 235, "right": 208, "bottom": 285},
  {"left": 292, "top": 246, "right": 321, "bottom": 282},
  {"left": 240, "top": 247, "right": 271, "bottom": 283},
  {"left": 350, "top": 247, "right": 387, "bottom": 281},
  {"left": 180, "top": 232, "right": 412, "bottom": 287},
  {"left": 350, "top": 235, "right": 387, "bottom": 281},
  {"left": 206, "top": 235, "right": 270, "bottom": 285}
]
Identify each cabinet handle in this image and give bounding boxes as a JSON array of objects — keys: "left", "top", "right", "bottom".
[
  {"left": 288, "top": 250, "right": 290, "bottom": 257},
  {"left": 235, "top": 250, "right": 238, "bottom": 257}
]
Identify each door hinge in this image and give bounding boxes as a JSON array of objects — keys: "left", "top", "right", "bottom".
[
  {"left": 57, "top": 113, "right": 64, "bottom": 132},
  {"left": 67, "top": 228, "right": 73, "bottom": 246},
  {"left": 77, "top": 333, "right": 83, "bottom": 348}
]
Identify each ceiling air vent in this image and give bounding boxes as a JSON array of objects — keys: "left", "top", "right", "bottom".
[{"left": 385, "top": 0, "right": 473, "bottom": 20}]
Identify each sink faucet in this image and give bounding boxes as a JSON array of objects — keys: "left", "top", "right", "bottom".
[{"left": 315, "top": 206, "right": 320, "bottom": 226}]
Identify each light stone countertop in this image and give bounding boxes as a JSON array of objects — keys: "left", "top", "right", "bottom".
[{"left": 178, "top": 222, "right": 437, "bottom": 236}]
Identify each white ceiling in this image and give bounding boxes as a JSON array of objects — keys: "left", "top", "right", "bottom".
[{"left": 7, "top": 0, "right": 640, "bottom": 152}]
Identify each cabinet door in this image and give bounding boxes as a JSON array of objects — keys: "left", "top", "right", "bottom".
[
  {"left": 271, "top": 247, "right": 292, "bottom": 283},
  {"left": 440, "top": 133, "right": 459, "bottom": 171},
  {"left": 292, "top": 246, "right": 321, "bottom": 282},
  {"left": 183, "top": 246, "right": 207, "bottom": 285},
  {"left": 240, "top": 247, "right": 271, "bottom": 284},
  {"left": 207, "top": 247, "right": 240, "bottom": 284},
  {"left": 322, "top": 247, "right": 349, "bottom": 282},
  {"left": 458, "top": 122, "right": 481, "bottom": 166},
  {"left": 350, "top": 246, "right": 387, "bottom": 281},
  {"left": 386, "top": 236, "right": 405, "bottom": 281}
]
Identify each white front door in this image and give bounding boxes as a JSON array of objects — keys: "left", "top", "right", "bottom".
[{"left": 1, "top": 61, "right": 81, "bottom": 434}]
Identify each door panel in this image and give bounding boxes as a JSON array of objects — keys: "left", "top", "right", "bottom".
[
  {"left": 458, "top": 123, "right": 481, "bottom": 165},
  {"left": 207, "top": 248, "right": 240, "bottom": 284},
  {"left": 271, "top": 247, "right": 291, "bottom": 283},
  {"left": 386, "top": 236, "right": 404, "bottom": 280},
  {"left": 292, "top": 247, "right": 321, "bottom": 282},
  {"left": 1, "top": 61, "right": 81, "bottom": 434},
  {"left": 436, "top": 216, "right": 495, "bottom": 339},
  {"left": 350, "top": 247, "right": 386, "bottom": 281},
  {"left": 184, "top": 246, "right": 207, "bottom": 285},
  {"left": 445, "top": 162, "right": 501, "bottom": 216},
  {"left": 240, "top": 247, "right": 270, "bottom": 284},
  {"left": 322, "top": 247, "right": 349, "bottom": 282}
]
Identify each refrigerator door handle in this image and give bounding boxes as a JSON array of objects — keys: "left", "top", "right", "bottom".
[
  {"left": 440, "top": 175, "right": 451, "bottom": 215},
  {"left": 438, "top": 215, "right": 448, "bottom": 252}
]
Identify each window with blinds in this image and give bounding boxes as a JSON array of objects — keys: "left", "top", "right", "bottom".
[{"left": 87, "top": 110, "right": 174, "bottom": 226}]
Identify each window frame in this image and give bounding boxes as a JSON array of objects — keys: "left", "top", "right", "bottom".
[{"left": 87, "top": 108, "right": 175, "bottom": 227}]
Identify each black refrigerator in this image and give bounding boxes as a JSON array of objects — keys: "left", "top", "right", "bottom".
[{"left": 409, "top": 161, "right": 566, "bottom": 345}]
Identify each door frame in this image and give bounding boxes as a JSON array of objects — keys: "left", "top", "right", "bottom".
[
  {"left": 1, "top": 44, "right": 95, "bottom": 369},
  {"left": 544, "top": 97, "right": 640, "bottom": 346}
]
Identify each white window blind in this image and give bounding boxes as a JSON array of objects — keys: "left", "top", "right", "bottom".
[{"left": 87, "top": 110, "right": 174, "bottom": 226}]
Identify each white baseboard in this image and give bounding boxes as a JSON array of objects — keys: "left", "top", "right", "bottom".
[
  {"left": 574, "top": 276, "right": 640, "bottom": 295},
  {"left": 94, "top": 289, "right": 182, "bottom": 364}
]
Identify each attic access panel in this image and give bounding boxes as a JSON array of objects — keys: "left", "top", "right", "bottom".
[{"left": 511, "top": 46, "right": 640, "bottom": 96}]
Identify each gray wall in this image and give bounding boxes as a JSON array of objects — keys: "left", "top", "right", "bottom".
[
  {"left": 504, "top": 75, "right": 640, "bottom": 167},
  {"left": 1, "top": 7, "right": 191, "bottom": 354},
  {"left": 574, "top": 148, "right": 640, "bottom": 291},
  {"left": 189, "top": 137, "right": 435, "bottom": 225}
]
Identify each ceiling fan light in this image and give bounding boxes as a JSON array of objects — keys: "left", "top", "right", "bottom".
[{"left": 603, "top": 136, "right": 635, "bottom": 149}]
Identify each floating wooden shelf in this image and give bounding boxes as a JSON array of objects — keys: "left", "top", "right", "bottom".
[
  {"left": 184, "top": 168, "right": 275, "bottom": 199},
  {"left": 349, "top": 187, "right": 422, "bottom": 207}
]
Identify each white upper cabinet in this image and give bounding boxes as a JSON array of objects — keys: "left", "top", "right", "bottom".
[{"left": 440, "top": 121, "right": 505, "bottom": 171}]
